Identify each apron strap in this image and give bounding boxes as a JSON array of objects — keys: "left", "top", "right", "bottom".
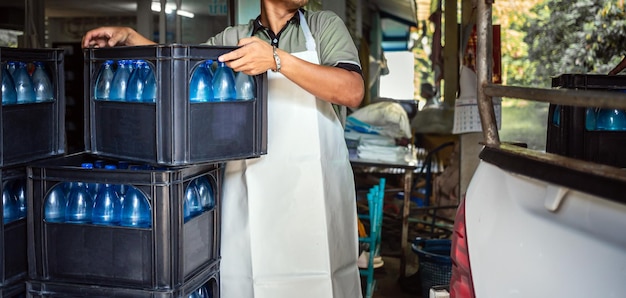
[{"left": 298, "top": 10, "right": 316, "bottom": 52}]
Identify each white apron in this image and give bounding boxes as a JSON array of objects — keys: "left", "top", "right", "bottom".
[{"left": 220, "top": 11, "right": 362, "bottom": 298}]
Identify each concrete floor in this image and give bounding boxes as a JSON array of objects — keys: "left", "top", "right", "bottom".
[{"left": 360, "top": 241, "right": 424, "bottom": 298}]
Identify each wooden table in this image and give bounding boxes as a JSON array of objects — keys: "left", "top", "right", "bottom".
[{"left": 350, "top": 157, "right": 418, "bottom": 278}]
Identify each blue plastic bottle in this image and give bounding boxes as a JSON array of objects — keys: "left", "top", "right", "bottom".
[
  {"left": 94, "top": 160, "right": 105, "bottom": 169},
  {"left": 142, "top": 62, "right": 156, "bottom": 103},
  {"left": 235, "top": 71, "right": 256, "bottom": 100},
  {"left": 94, "top": 60, "right": 115, "bottom": 100},
  {"left": 32, "top": 61, "right": 54, "bottom": 102},
  {"left": 184, "top": 183, "right": 202, "bottom": 222},
  {"left": 11, "top": 179, "right": 26, "bottom": 219},
  {"left": 189, "top": 60, "right": 214, "bottom": 103},
  {"left": 117, "top": 160, "right": 130, "bottom": 170},
  {"left": 120, "top": 186, "right": 151, "bottom": 228},
  {"left": 65, "top": 182, "right": 93, "bottom": 223},
  {"left": 585, "top": 107, "right": 597, "bottom": 130},
  {"left": 2, "top": 183, "right": 18, "bottom": 224},
  {"left": 6, "top": 61, "right": 16, "bottom": 75},
  {"left": 1, "top": 66, "right": 17, "bottom": 105},
  {"left": 188, "top": 285, "right": 210, "bottom": 298},
  {"left": 551, "top": 105, "right": 561, "bottom": 126},
  {"left": 79, "top": 162, "right": 100, "bottom": 198},
  {"left": 595, "top": 109, "right": 626, "bottom": 131},
  {"left": 109, "top": 60, "right": 132, "bottom": 101},
  {"left": 13, "top": 62, "right": 36, "bottom": 104},
  {"left": 44, "top": 183, "right": 67, "bottom": 223},
  {"left": 92, "top": 183, "right": 122, "bottom": 226},
  {"left": 126, "top": 60, "right": 145, "bottom": 102},
  {"left": 212, "top": 62, "right": 236, "bottom": 101},
  {"left": 193, "top": 175, "right": 215, "bottom": 211}
]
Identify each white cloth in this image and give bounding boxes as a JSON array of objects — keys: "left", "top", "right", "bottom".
[
  {"left": 220, "top": 11, "right": 362, "bottom": 298},
  {"left": 348, "top": 101, "right": 412, "bottom": 139}
]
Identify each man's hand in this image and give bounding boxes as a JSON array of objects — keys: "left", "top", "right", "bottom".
[
  {"left": 218, "top": 37, "right": 277, "bottom": 76},
  {"left": 82, "top": 27, "right": 155, "bottom": 49}
]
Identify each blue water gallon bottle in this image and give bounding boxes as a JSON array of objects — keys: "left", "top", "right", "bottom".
[
  {"left": 11, "top": 179, "right": 27, "bottom": 219},
  {"left": 235, "top": 71, "right": 256, "bottom": 100},
  {"left": 1, "top": 65, "right": 17, "bottom": 105},
  {"left": 126, "top": 60, "right": 146, "bottom": 102},
  {"left": 13, "top": 62, "right": 35, "bottom": 104},
  {"left": 44, "top": 183, "right": 67, "bottom": 223},
  {"left": 184, "top": 183, "right": 202, "bottom": 222},
  {"left": 188, "top": 285, "right": 210, "bottom": 298},
  {"left": 94, "top": 160, "right": 105, "bottom": 169},
  {"left": 189, "top": 60, "right": 214, "bottom": 103},
  {"left": 193, "top": 175, "right": 215, "bottom": 211},
  {"left": 32, "top": 61, "right": 54, "bottom": 102},
  {"left": 6, "top": 61, "right": 16, "bottom": 75},
  {"left": 551, "top": 105, "right": 561, "bottom": 126},
  {"left": 2, "top": 182, "right": 18, "bottom": 224},
  {"left": 117, "top": 160, "right": 130, "bottom": 170},
  {"left": 126, "top": 60, "right": 157, "bottom": 103},
  {"left": 92, "top": 183, "right": 122, "bottom": 226},
  {"left": 595, "top": 108, "right": 626, "bottom": 131},
  {"left": 109, "top": 60, "right": 132, "bottom": 101},
  {"left": 585, "top": 107, "right": 597, "bottom": 130},
  {"left": 65, "top": 181, "right": 93, "bottom": 223},
  {"left": 120, "top": 186, "right": 151, "bottom": 228},
  {"left": 212, "top": 62, "right": 236, "bottom": 101},
  {"left": 142, "top": 62, "right": 157, "bottom": 103},
  {"left": 94, "top": 60, "right": 115, "bottom": 100},
  {"left": 79, "top": 162, "right": 100, "bottom": 197}
]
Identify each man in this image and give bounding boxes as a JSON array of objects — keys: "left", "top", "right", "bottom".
[{"left": 83, "top": 1, "right": 364, "bottom": 297}]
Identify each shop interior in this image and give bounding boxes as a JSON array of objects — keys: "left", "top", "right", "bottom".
[{"left": 0, "top": 0, "right": 481, "bottom": 297}]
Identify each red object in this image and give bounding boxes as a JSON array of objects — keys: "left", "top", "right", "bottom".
[
  {"left": 449, "top": 196, "right": 476, "bottom": 298},
  {"left": 463, "top": 25, "right": 502, "bottom": 84}
]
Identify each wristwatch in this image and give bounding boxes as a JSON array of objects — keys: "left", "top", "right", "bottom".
[{"left": 272, "top": 45, "right": 281, "bottom": 72}]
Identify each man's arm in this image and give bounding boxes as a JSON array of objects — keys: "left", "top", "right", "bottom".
[{"left": 219, "top": 37, "right": 364, "bottom": 108}]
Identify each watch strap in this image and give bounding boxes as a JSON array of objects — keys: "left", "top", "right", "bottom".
[{"left": 272, "top": 45, "right": 281, "bottom": 72}]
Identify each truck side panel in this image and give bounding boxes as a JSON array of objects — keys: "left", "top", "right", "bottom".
[{"left": 466, "top": 145, "right": 626, "bottom": 297}]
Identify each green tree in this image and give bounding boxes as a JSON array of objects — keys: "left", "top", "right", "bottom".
[
  {"left": 494, "top": 0, "right": 549, "bottom": 150},
  {"left": 523, "top": 0, "right": 626, "bottom": 86},
  {"left": 494, "top": 0, "right": 543, "bottom": 87}
]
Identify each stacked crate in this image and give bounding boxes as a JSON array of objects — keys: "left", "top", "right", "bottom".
[
  {"left": 25, "top": 45, "right": 268, "bottom": 297},
  {"left": 548, "top": 74, "right": 626, "bottom": 168},
  {"left": 0, "top": 47, "right": 67, "bottom": 297},
  {"left": 26, "top": 153, "right": 222, "bottom": 297}
]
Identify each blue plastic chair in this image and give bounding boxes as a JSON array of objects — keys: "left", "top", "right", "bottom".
[{"left": 358, "top": 178, "right": 386, "bottom": 298}]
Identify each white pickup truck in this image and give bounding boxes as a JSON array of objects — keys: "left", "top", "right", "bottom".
[
  {"left": 450, "top": 142, "right": 626, "bottom": 297},
  {"left": 448, "top": 3, "right": 626, "bottom": 297}
]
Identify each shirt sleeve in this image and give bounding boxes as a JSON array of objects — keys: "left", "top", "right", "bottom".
[
  {"left": 202, "top": 25, "right": 250, "bottom": 46},
  {"left": 309, "top": 11, "right": 362, "bottom": 72}
]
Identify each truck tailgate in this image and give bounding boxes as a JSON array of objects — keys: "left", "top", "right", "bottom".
[{"left": 466, "top": 144, "right": 626, "bottom": 297}]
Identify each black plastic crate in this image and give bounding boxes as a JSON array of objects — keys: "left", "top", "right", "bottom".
[
  {"left": 0, "top": 166, "right": 28, "bottom": 287},
  {"left": 549, "top": 74, "right": 626, "bottom": 167},
  {"left": 27, "top": 153, "right": 221, "bottom": 290},
  {"left": 0, "top": 281, "right": 25, "bottom": 298},
  {"left": 0, "top": 47, "right": 66, "bottom": 167},
  {"left": 26, "top": 261, "right": 219, "bottom": 298},
  {"left": 83, "top": 45, "right": 267, "bottom": 166}
]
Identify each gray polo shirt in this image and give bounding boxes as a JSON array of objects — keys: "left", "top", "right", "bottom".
[{"left": 204, "top": 9, "right": 361, "bottom": 74}]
